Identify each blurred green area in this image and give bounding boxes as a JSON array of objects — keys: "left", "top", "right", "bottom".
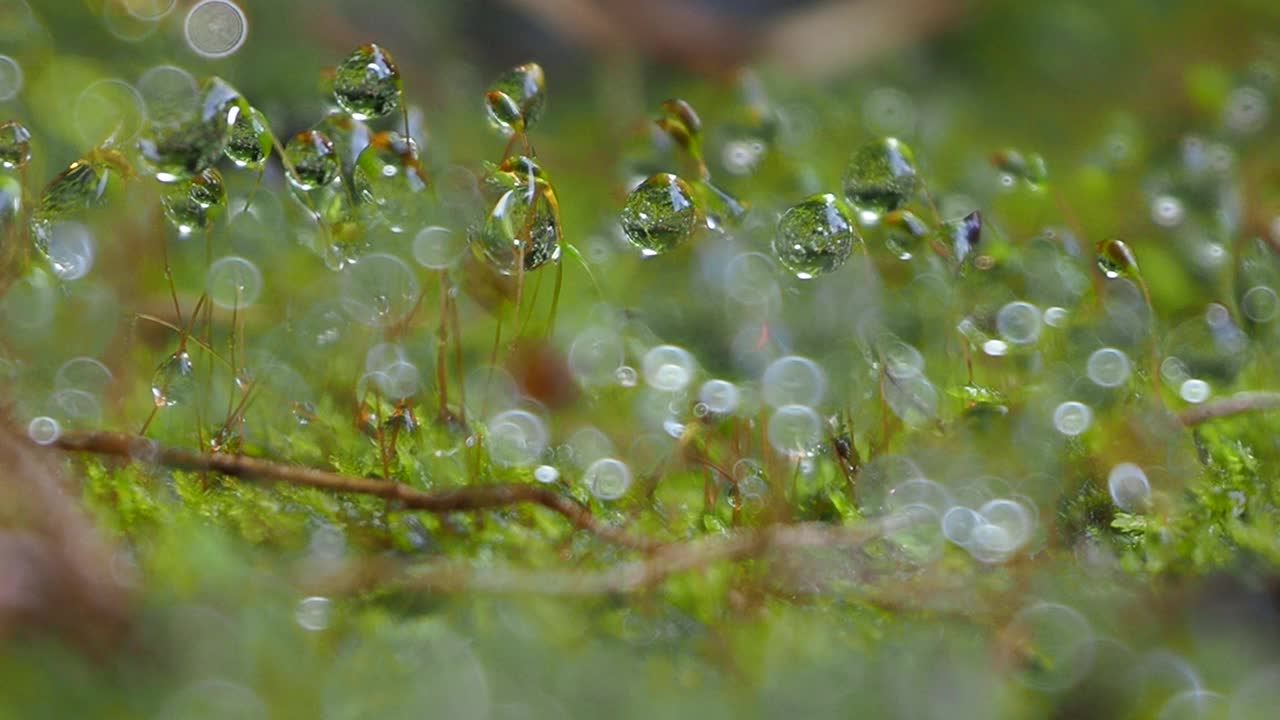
[{"left": 3, "top": 0, "right": 1280, "bottom": 718}]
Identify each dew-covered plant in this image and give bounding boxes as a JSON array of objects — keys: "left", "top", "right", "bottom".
[{"left": 3, "top": 1, "right": 1280, "bottom": 718}]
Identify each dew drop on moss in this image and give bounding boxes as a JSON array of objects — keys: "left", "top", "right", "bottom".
[
  {"left": 484, "top": 62, "right": 545, "bottom": 136},
  {"left": 621, "top": 173, "right": 699, "bottom": 256},
  {"left": 772, "top": 193, "right": 859, "bottom": 279},
  {"left": 353, "top": 131, "right": 429, "bottom": 233},
  {"left": 333, "top": 44, "right": 402, "bottom": 121},
  {"left": 151, "top": 349, "right": 194, "bottom": 407},
  {"left": 477, "top": 184, "right": 561, "bottom": 275},
  {"left": 841, "top": 137, "right": 920, "bottom": 220},
  {"left": 162, "top": 167, "right": 226, "bottom": 235},
  {"left": 285, "top": 130, "right": 340, "bottom": 191},
  {"left": 1096, "top": 238, "right": 1139, "bottom": 279},
  {"left": 0, "top": 120, "right": 31, "bottom": 169},
  {"left": 225, "top": 105, "right": 271, "bottom": 169},
  {"left": 31, "top": 152, "right": 131, "bottom": 255},
  {"left": 137, "top": 76, "right": 242, "bottom": 183}
]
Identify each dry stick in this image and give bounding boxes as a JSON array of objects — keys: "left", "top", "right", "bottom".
[
  {"left": 1177, "top": 391, "right": 1280, "bottom": 427},
  {"left": 51, "top": 430, "right": 660, "bottom": 552},
  {"left": 394, "top": 515, "right": 915, "bottom": 596}
]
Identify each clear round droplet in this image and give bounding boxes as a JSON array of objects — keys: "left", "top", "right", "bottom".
[
  {"left": 533, "top": 465, "right": 559, "bottom": 484},
  {"left": 584, "top": 457, "right": 631, "bottom": 500},
  {"left": 761, "top": 355, "right": 826, "bottom": 408},
  {"left": 412, "top": 226, "right": 466, "bottom": 269},
  {"left": 1053, "top": 401, "right": 1093, "bottom": 436},
  {"left": 996, "top": 301, "right": 1043, "bottom": 345},
  {"left": 294, "top": 596, "right": 331, "bottom": 631},
  {"left": 1179, "top": 378, "right": 1210, "bottom": 404},
  {"left": 27, "top": 416, "right": 61, "bottom": 445},
  {"left": 184, "top": 0, "right": 247, "bottom": 59},
  {"left": 1108, "top": 462, "right": 1152, "bottom": 512},
  {"left": 642, "top": 344, "right": 695, "bottom": 393},
  {"left": 941, "top": 506, "right": 983, "bottom": 547},
  {"left": 339, "top": 253, "right": 419, "bottom": 328},
  {"left": 206, "top": 256, "right": 262, "bottom": 309},
  {"left": 1086, "top": 347, "right": 1131, "bottom": 387},
  {"left": 45, "top": 222, "right": 95, "bottom": 281},
  {"left": 1242, "top": 286, "right": 1278, "bottom": 323},
  {"left": 1043, "top": 306, "right": 1069, "bottom": 327},
  {"left": 698, "top": 379, "right": 739, "bottom": 415},
  {"left": 1151, "top": 195, "right": 1185, "bottom": 228},
  {"left": 75, "top": 78, "right": 145, "bottom": 147},
  {"left": 486, "top": 409, "right": 549, "bottom": 468},
  {"left": 615, "top": 365, "right": 638, "bottom": 387},
  {"left": 766, "top": 404, "right": 821, "bottom": 456}
]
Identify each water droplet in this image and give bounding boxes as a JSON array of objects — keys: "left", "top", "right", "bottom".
[
  {"left": 75, "top": 78, "right": 145, "bottom": 147},
  {"left": 353, "top": 131, "right": 428, "bottom": 232},
  {"left": 206, "top": 255, "right": 261, "bottom": 309},
  {"left": 1224, "top": 86, "right": 1268, "bottom": 135},
  {"left": 621, "top": 173, "right": 699, "bottom": 255},
  {"left": 533, "top": 465, "right": 559, "bottom": 484},
  {"left": 338, "top": 253, "right": 419, "bottom": 327},
  {"left": 486, "top": 409, "right": 548, "bottom": 467},
  {"left": 977, "top": 498, "right": 1034, "bottom": 556},
  {"left": 1096, "top": 238, "right": 1139, "bottom": 279},
  {"left": 766, "top": 404, "right": 821, "bottom": 455},
  {"left": 31, "top": 155, "right": 128, "bottom": 256},
  {"left": 723, "top": 251, "right": 780, "bottom": 307},
  {"left": 485, "top": 62, "right": 545, "bottom": 136},
  {"left": 0, "top": 120, "right": 31, "bottom": 169},
  {"left": 996, "top": 300, "right": 1043, "bottom": 345},
  {"left": 991, "top": 148, "right": 1048, "bottom": 189},
  {"left": 333, "top": 43, "right": 401, "bottom": 120},
  {"left": 841, "top": 137, "right": 919, "bottom": 220},
  {"left": 1087, "top": 347, "right": 1131, "bottom": 387},
  {"left": 721, "top": 137, "right": 765, "bottom": 175},
  {"left": 698, "top": 379, "right": 739, "bottom": 415},
  {"left": 137, "top": 65, "right": 198, "bottom": 125},
  {"left": 294, "top": 596, "right": 331, "bottom": 631},
  {"left": 1178, "top": 378, "right": 1210, "bottom": 404},
  {"left": 982, "top": 339, "right": 1009, "bottom": 357},
  {"left": 568, "top": 327, "right": 624, "bottom": 388},
  {"left": 584, "top": 457, "right": 631, "bottom": 500},
  {"left": 45, "top": 222, "right": 95, "bottom": 280},
  {"left": 56, "top": 356, "right": 113, "bottom": 394},
  {"left": 412, "top": 226, "right": 465, "bottom": 269},
  {"left": 882, "top": 208, "right": 929, "bottom": 260},
  {"left": 138, "top": 76, "right": 242, "bottom": 182},
  {"left": 1043, "top": 306, "right": 1069, "bottom": 327},
  {"left": 162, "top": 167, "right": 226, "bottom": 235},
  {"left": 882, "top": 340, "right": 925, "bottom": 379},
  {"left": 0, "top": 55, "right": 23, "bottom": 102},
  {"left": 762, "top": 355, "right": 826, "bottom": 408},
  {"left": 941, "top": 506, "right": 982, "bottom": 547},
  {"left": 151, "top": 350, "right": 195, "bottom": 407},
  {"left": 284, "top": 129, "right": 340, "bottom": 191},
  {"left": 1008, "top": 603, "right": 1096, "bottom": 691},
  {"left": 642, "top": 344, "right": 695, "bottom": 393},
  {"left": 884, "top": 373, "right": 939, "bottom": 426},
  {"left": 615, "top": 365, "right": 637, "bottom": 387},
  {"left": 1151, "top": 195, "right": 1185, "bottom": 228},
  {"left": 184, "top": 0, "right": 247, "bottom": 59},
  {"left": 224, "top": 104, "right": 271, "bottom": 169},
  {"left": 772, "top": 193, "right": 859, "bottom": 279},
  {"left": 1242, "top": 285, "right": 1278, "bottom": 323},
  {"left": 27, "top": 416, "right": 60, "bottom": 445},
  {"left": 662, "top": 419, "right": 685, "bottom": 438},
  {"left": 1108, "top": 462, "right": 1151, "bottom": 512},
  {"left": 1053, "top": 401, "right": 1093, "bottom": 436},
  {"left": 477, "top": 156, "right": 561, "bottom": 273}
]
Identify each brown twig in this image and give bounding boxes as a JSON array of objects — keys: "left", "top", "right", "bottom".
[
  {"left": 392, "top": 514, "right": 916, "bottom": 596},
  {"left": 1177, "top": 391, "right": 1280, "bottom": 427},
  {"left": 49, "top": 431, "right": 660, "bottom": 552}
]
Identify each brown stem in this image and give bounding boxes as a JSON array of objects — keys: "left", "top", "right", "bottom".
[
  {"left": 1177, "top": 391, "right": 1280, "bottom": 426},
  {"left": 48, "top": 430, "right": 660, "bottom": 551}
]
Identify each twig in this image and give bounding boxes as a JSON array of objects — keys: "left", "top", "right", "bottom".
[
  {"left": 49, "top": 431, "right": 659, "bottom": 551},
  {"left": 1177, "top": 391, "right": 1280, "bottom": 426},
  {"left": 393, "top": 515, "right": 916, "bottom": 596}
]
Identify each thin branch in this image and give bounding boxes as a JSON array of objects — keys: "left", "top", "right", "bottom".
[
  {"left": 49, "top": 431, "right": 659, "bottom": 552},
  {"left": 393, "top": 515, "right": 917, "bottom": 596},
  {"left": 1177, "top": 391, "right": 1280, "bottom": 426}
]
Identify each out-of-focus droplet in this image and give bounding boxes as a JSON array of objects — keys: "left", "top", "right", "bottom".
[
  {"left": 772, "top": 193, "right": 859, "bottom": 279},
  {"left": 584, "top": 457, "right": 631, "bottom": 500},
  {"left": 621, "top": 173, "right": 699, "bottom": 256},
  {"left": 207, "top": 255, "right": 261, "bottom": 309},
  {"left": 882, "top": 208, "right": 929, "bottom": 260},
  {"left": 996, "top": 301, "right": 1042, "bottom": 345},
  {"left": 225, "top": 105, "right": 271, "bottom": 169},
  {"left": 991, "top": 148, "right": 1047, "bottom": 189},
  {"left": 0, "top": 120, "right": 31, "bottom": 169},
  {"left": 151, "top": 350, "right": 194, "bottom": 407},
  {"left": 353, "top": 130, "right": 429, "bottom": 232},
  {"left": 940, "top": 210, "right": 982, "bottom": 264},
  {"left": 642, "top": 344, "right": 695, "bottom": 393},
  {"left": 162, "top": 166, "right": 226, "bottom": 235},
  {"left": 284, "top": 129, "right": 340, "bottom": 191},
  {"left": 27, "top": 416, "right": 60, "bottom": 445},
  {"left": 1108, "top": 462, "right": 1151, "bottom": 512},
  {"left": 0, "top": 56, "right": 22, "bottom": 102},
  {"left": 333, "top": 44, "right": 402, "bottom": 121},
  {"left": 184, "top": 0, "right": 247, "bottom": 59},
  {"left": 1087, "top": 347, "right": 1131, "bottom": 388},
  {"left": 45, "top": 222, "right": 95, "bottom": 280},
  {"left": 841, "top": 137, "right": 919, "bottom": 221},
  {"left": 31, "top": 152, "right": 132, "bottom": 256},
  {"left": 1052, "top": 401, "right": 1092, "bottom": 436},
  {"left": 655, "top": 98, "right": 703, "bottom": 159},
  {"left": 485, "top": 62, "right": 545, "bottom": 137}
]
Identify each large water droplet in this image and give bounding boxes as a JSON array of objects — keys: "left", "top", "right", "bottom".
[
  {"left": 485, "top": 62, "right": 545, "bottom": 136},
  {"left": 772, "top": 193, "right": 859, "bottom": 279},
  {"left": 0, "top": 120, "right": 31, "bottom": 169},
  {"left": 621, "top": 173, "right": 699, "bottom": 255},
  {"left": 353, "top": 131, "right": 429, "bottom": 232},
  {"left": 162, "top": 167, "right": 226, "bottom": 235},
  {"left": 841, "top": 137, "right": 920, "bottom": 220},
  {"left": 225, "top": 104, "right": 271, "bottom": 169},
  {"left": 478, "top": 180, "right": 561, "bottom": 274},
  {"left": 333, "top": 43, "right": 402, "bottom": 120},
  {"left": 137, "top": 76, "right": 242, "bottom": 182},
  {"left": 285, "top": 130, "right": 340, "bottom": 191},
  {"left": 151, "top": 350, "right": 195, "bottom": 407},
  {"left": 1097, "top": 238, "right": 1139, "bottom": 279}
]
